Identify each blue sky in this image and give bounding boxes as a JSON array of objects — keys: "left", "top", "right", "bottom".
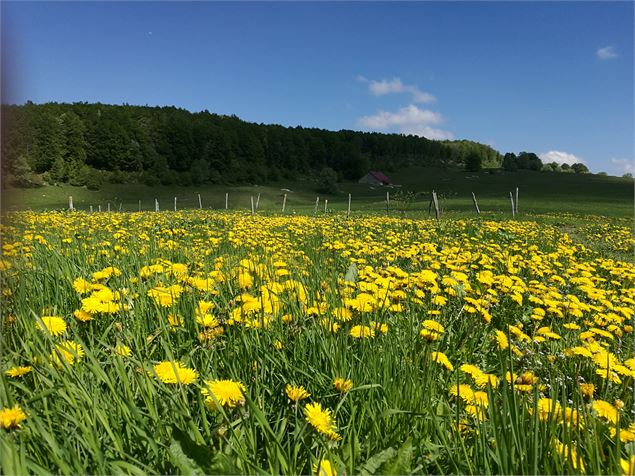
[{"left": 2, "top": 1, "right": 633, "bottom": 175}]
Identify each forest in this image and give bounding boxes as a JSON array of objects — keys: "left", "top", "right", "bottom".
[{"left": 1, "top": 102, "right": 555, "bottom": 190}]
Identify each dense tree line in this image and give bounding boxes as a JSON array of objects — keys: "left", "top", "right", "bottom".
[{"left": 2, "top": 102, "right": 509, "bottom": 189}]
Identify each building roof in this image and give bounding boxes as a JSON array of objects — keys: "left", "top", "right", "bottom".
[{"left": 369, "top": 171, "right": 391, "bottom": 184}]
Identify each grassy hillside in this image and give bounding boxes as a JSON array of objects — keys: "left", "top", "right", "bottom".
[{"left": 2, "top": 168, "right": 633, "bottom": 217}]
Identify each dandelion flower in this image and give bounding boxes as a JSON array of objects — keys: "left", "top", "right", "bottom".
[
  {"left": 304, "top": 402, "right": 341, "bottom": 441},
  {"left": 313, "top": 459, "right": 337, "bottom": 476},
  {"left": 334, "top": 377, "right": 353, "bottom": 393},
  {"left": 592, "top": 400, "right": 619, "bottom": 424},
  {"left": 285, "top": 384, "right": 310, "bottom": 402},
  {"left": 73, "top": 309, "right": 94, "bottom": 322},
  {"left": 0, "top": 405, "right": 27, "bottom": 430},
  {"left": 36, "top": 316, "right": 67, "bottom": 336},
  {"left": 4, "top": 366, "right": 32, "bottom": 378},
  {"left": 114, "top": 344, "right": 132, "bottom": 357},
  {"left": 431, "top": 351, "right": 453, "bottom": 371},
  {"left": 349, "top": 325, "right": 375, "bottom": 339},
  {"left": 154, "top": 361, "right": 198, "bottom": 385},
  {"left": 202, "top": 379, "right": 245, "bottom": 409},
  {"left": 51, "top": 340, "right": 84, "bottom": 367},
  {"left": 579, "top": 383, "right": 595, "bottom": 399}
]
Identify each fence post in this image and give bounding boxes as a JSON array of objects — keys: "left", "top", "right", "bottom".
[
  {"left": 174, "top": 197, "right": 177, "bottom": 211},
  {"left": 138, "top": 200, "right": 141, "bottom": 212},
  {"left": 432, "top": 191, "right": 440, "bottom": 220},
  {"left": 510, "top": 192, "right": 516, "bottom": 217},
  {"left": 250, "top": 196, "right": 255, "bottom": 215},
  {"left": 347, "top": 193, "right": 351, "bottom": 218},
  {"left": 256, "top": 193, "right": 261, "bottom": 210},
  {"left": 515, "top": 187, "right": 519, "bottom": 214},
  {"left": 107, "top": 202, "right": 111, "bottom": 212},
  {"left": 119, "top": 202, "right": 123, "bottom": 212},
  {"left": 225, "top": 193, "right": 229, "bottom": 210},
  {"left": 282, "top": 193, "right": 287, "bottom": 213},
  {"left": 68, "top": 196, "right": 74, "bottom": 211},
  {"left": 98, "top": 205, "right": 102, "bottom": 212},
  {"left": 90, "top": 205, "right": 93, "bottom": 213},
  {"left": 472, "top": 192, "right": 481, "bottom": 214},
  {"left": 155, "top": 199, "right": 159, "bottom": 212},
  {"left": 314, "top": 197, "right": 319, "bottom": 215},
  {"left": 324, "top": 199, "right": 328, "bottom": 214},
  {"left": 386, "top": 191, "right": 390, "bottom": 214},
  {"left": 198, "top": 193, "right": 202, "bottom": 209}
]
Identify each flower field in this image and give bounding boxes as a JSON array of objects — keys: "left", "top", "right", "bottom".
[{"left": 1, "top": 210, "right": 633, "bottom": 474}]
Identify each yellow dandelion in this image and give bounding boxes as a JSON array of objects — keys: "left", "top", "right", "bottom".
[
  {"left": 51, "top": 340, "right": 84, "bottom": 367},
  {"left": 493, "top": 330, "right": 509, "bottom": 350},
  {"left": 153, "top": 361, "right": 198, "bottom": 385},
  {"left": 73, "top": 309, "right": 94, "bottom": 322},
  {"left": 333, "top": 377, "right": 353, "bottom": 393},
  {"left": 114, "top": 344, "right": 132, "bottom": 357},
  {"left": 202, "top": 379, "right": 246, "bottom": 409},
  {"left": 592, "top": 400, "right": 619, "bottom": 424},
  {"left": 285, "top": 384, "right": 311, "bottom": 402},
  {"left": 0, "top": 405, "right": 27, "bottom": 430},
  {"left": 4, "top": 366, "right": 33, "bottom": 378},
  {"left": 304, "top": 402, "right": 341, "bottom": 441},
  {"left": 579, "top": 383, "right": 595, "bottom": 399},
  {"left": 313, "top": 459, "right": 337, "bottom": 476},
  {"left": 349, "top": 325, "right": 375, "bottom": 339},
  {"left": 430, "top": 351, "right": 454, "bottom": 371},
  {"left": 610, "top": 423, "right": 635, "bottom": 443},
  {"left": 36, "top": 316, "right": 67, "bottom": 337},
  {"left": 621, "top": 456, "right": 634, "bottom": 476}
]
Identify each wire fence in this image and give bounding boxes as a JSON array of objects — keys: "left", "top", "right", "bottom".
[{"left": 64, "top": 187, "right": 523, "bottom": 217}]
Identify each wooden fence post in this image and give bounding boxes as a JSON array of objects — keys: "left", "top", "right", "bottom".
[
  {"left": 510, "top": 192, "right": 516, "bottom": 217},
  {"left": 386, "top": 191, "right": 390, "bottom": 214},
  {"left": 155, "top": 199, "right": 159, "bottom": 212},
  {"left": 138, "top": 200, "right": 141, "bottom": 212},
  {"left": 225, "top": 192, "right": 229, "bottom": 210},
  {"left": 250, "top": 196, "right": 255, "bottom": 215},
  {"left": 68, "top": 196, "right": 74, "bottom": 211},
  {"left": 314, "top": 197, "right": 319, "bottom": 215},
  {"left": 347, "top": 193, "right": 351, "bottom": 218},
  {"left": 256, "top": 193, "right": 261, "bottom": 210},
  {"left": 107, "top": 202, "right": 111, "bottom": 212},
  {"left": 90, "top": 205, "right": 93, "bottom": 213},
  {"left": 324, "top": 199, "right": 328, "bottom": 214},
  {"left": 282, "top": 193, "right": 287, "bottom": 213},
  {"left": 118, "top": 202, "right": 123, "bottom": 212},
  {"left": 98, "top": 205, "right": 101, "bottom": 212},
  {"left": 432, "top": 191, "right": 440, "bottom": 220},
  {"left": 173, "top": 197, "right": 177, "bottom": 211},
  {"left": 472, "top": 192, "right": 481, "bottom": 214},
  {"left": 515, "top": 187, "right": 519, "bottom": 214},
  {"left": 198, "top": 194, "right": 202, "bottom": 209}
]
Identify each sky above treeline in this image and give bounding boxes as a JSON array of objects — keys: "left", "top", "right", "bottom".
[{"left": 2, "top": 1, "right": 633, "bottom": 175}]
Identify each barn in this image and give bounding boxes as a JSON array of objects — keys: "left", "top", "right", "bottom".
[{"left": 358, "top": 171, "right": 392, "bottom": 186}]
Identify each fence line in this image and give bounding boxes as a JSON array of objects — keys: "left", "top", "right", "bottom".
[{"left": 64, "top": 188, "right": 522, "bottom": 217}]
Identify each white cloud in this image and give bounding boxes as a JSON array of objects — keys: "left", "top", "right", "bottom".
[
  {"left": 400, "top": 125, "right": 454, "bottom": 140},
  {"left": 358, "top": 76, "right": 436, "bottom": 103},
  {"left": 539, "top": 150, "right": 585, "bottom": 165},
  {"left": 611, "top": 158, "right": 635, "bottom": 175},
  {"left": 596, "top": 45, "right": 618, "bottom": 60},
  {"left": 358, "top": 104, "right": 453, "bottom": 140}
]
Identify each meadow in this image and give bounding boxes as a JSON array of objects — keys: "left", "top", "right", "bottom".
[
  {"left": 3, "top": 168, "right": 633, "bottom": 218},
  {"left": 0, "top": 208, "right": 634, "bottom": 475}
]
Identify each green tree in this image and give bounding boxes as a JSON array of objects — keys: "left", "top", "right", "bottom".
[
  {"left": 317, "top": 167, "right": 338, "bottom": 194},
  {"left": 465, "top": 152, "right": 482, "bottom": 172},
  {"left": 571, "top": 163, "right": 589, "bottom": 174},
  {"left": 502, "top": 153, "right": 518, "bottom": 171}
]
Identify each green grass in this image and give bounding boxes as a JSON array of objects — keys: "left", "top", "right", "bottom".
[{"left": 2, "top": 168, "right": 633, "bottom": 217}]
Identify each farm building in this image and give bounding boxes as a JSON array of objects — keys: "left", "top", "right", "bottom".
[{"left": 358, "top": 171, "right": 392, "bottom": 186}]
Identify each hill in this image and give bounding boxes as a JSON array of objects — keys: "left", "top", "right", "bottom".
[{"left": 1, "top": 102, "right": 504, "bottom": 190}]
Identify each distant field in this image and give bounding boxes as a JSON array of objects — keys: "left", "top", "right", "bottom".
[{"left": 2, "top": 168, "right": 633, "bottom": 217}]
